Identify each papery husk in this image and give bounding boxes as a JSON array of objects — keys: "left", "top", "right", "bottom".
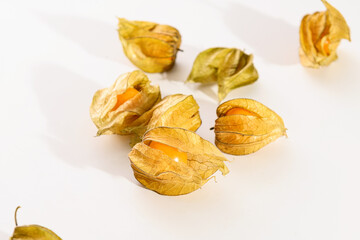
[
  {"left": 90, "top": 70, "right": 160, "bottom": 136},
  {"left": 214, "top": 98, "right": 287, "bottom": 155},
  {"left": 118, "top": 18, "right": 181, "bottom": 73},
  {"left": 187, "top": 48, "right": 258, "bottom": 102},
  {"left": 11, "top": 225, "right": 62, "bottom": 240},
  {"left": 129, "top": 127, "right": 229, "bottom": 195},
  {"left": 299, "top": 0, "right": 350, "bottom": 68},
  {"left": 10, "top": 207, "right": 62, "bottom": 240},
  {"left": 128, "top": 94, "right": 202, "bottom": 145}
]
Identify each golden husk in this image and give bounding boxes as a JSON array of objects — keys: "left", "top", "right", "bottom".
[
  {"left": 11, "top": 225, "right": 62, "bottom": 240},
  {"left": 299, "top": 0, "right": 350, "bottom": 68},
  {"left": 90, "top": 70, "right": 160, "bottom": 136},
  {"left": 129, "top": 94, "right": 202, "bottom": 145},
  {"left": 129, "top": 127, "right": 229, "bottom": 196},
  {"left": 214, "top": 99, "right": 287, "bottom": 155},
  {"left": 187, "top": 48, "right": 258, "bottom": 102},
  {"left": 118, "top": 18, "right": 181, "bottom": 73}
]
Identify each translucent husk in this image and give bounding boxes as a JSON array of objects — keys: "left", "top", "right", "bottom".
[
  {"left": 129, "top": 127, "right": 229, "bottom": 196},
  {"left": 214, "top": 99, "right": 287, "bottom": 155},
  {"left": 187, "top": 48, "right": 258, "bottom": 102},
  {"left": 299, "top": 0, "right": 350, "bottom": 68},
  {"left": 118, "top": 18, "right": 181, "bottom": 73},
  {"left": 129, "top": 94, "right": 202, "bottom": 145},
  {"left": 11, "top": 207, "right": 62, "bottom": 240},
  {"left": 90, "top": 70, "right": 161, "bottom": 136}
]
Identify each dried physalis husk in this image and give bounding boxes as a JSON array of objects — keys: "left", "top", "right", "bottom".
[
  {"left": 187, "top": 48, "right": 258, "bottom": 102},
  {"left": 129, "top": 94, "right": 202, "bottom": 144},
  {"left": 214, "top": 98, "right": 287, "bottom": 155},
  {"left": 90, "top": 70, "right": 160, "bottom": 136},
  {"left": 11, "top": 206, "right": 62, "bottom": 240},
  {"left": 117, "top": 18, "right": 181, "bottom": 73},
  {"left": 129, "top": 127, "right": 229, "bottom": 195},
  {"left": 299, "top": 0, "right": 350, "bottom": 68}
]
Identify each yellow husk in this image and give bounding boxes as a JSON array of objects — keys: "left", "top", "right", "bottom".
[
  {"left": 129, "top": 127, "right": 229, "bottom": 195},
  {"left": 299, "top": 0, "right": 350, "bottom": 68},
  {"left": 187, "top": 48, "right": 258, "bottom": 102},
  {"left": 118, "top": 18, "right": 181, "bottom": 73},
  {"left": 11, "top": 225, "right": 62, "bottom": 240},
  {"left": 214, "top": 98, "right": 287, "bottom": 155},
  {"left": 89, "top": 70, "right": 160, "bottom": 136},
  {"left": 129, "top": 94, "right": 202, "bottom": 145}
]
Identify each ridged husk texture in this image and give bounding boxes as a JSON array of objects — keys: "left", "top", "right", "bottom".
[
  {"left": 11, "top": 225, "right": 62, "bottom": 240},
  {"left": 90, "top": 70, "right": 160, "bottom": 136},
  {"left": 187, "top": 48, "right": 258, "bottom": 102},
  {"left": 299, "top": 0, "right": 350, "bottom": 68},
  {"left": 215, "top": 99, "right": 287, "bottom": 155},
  {"left": 129, "top": 94, "right": 202, "bottom": 145},
  {"left": 118, "top": 18, "right": 181, "bottom": 73},
  {"left": 129, "top": 127, "right": 229, "bottom": 195}
]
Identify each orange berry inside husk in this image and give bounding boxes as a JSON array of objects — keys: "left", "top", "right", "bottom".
[
  {"left": 149, "top": 141, "right": 188, "bottom": 164},
  {"left": 112, "top": 87, "right": 139, "bottom": 111},
  {"left": 226, "top": 107, "right": 256, "bottom": 116}
]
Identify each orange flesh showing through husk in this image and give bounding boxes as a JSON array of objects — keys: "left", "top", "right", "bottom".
[
  {"left": 149, "top": 141, "right": 188, "bottom": 164},
  {"left": 323, "top": 38, "right": 331, "bottom": 55},
  {"left": 112, "top": 87, "right": 139, "bottom": 111},
  {"left": 226, "top": 107, "right": 256, "bottom": 116}
]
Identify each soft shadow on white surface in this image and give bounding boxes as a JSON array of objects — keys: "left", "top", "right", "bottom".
[
  {"left": 303, "top": 50, "right": 358, "bottom": 89},
  {"left": 188, "top": 82, "right": 218, "bottom": 102},
  {"left": 224, "top": 80, "right": 259, "bottom": 100},
  {"left": 231, "top": 139, "right": 292, "bottom": 179},
  {"left": 195, "top": 97, "right": 218, "bottom": 142},
  {"left": 37, "top": 13, "right": 130, "bottom": 65},
  {"left": 221, "top": 2, "right": 298, "bottom": 65},
  {"left": 162, "top": 44, "right": 201, "bottom": 82},
  {"left": 31, "top": 65, "right": 136, "bottom": 183}
]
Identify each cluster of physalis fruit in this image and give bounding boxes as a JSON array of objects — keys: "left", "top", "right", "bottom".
[
  {"left": 90, "top": 70, "right": 286, "bottom": 196},
  {"left": 89, "top": 0, "right": 350, "bottom": 196},
  {"left": 7, "top": 1, "right": 351, "bottom": 239}
]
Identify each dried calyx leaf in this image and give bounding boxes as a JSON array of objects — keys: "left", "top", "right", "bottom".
[
  {"left": 11, "top": 206, "right": 62, "bottom": 240},
  {"left": 128, "top": 94, "right": 202, "bottom": 145},
  {"left": 187, "top": 48, "right": 258, "bottom": 102},
  {"left": 90, "top": 70, "right": 161, "bottom": 136},
  {"left": 118, "top": 18, "right": 182, "bottom": 73},
  {"left": 214, "top": 98, "right": 287, "bottom": 155},
  {"left": 129, "top": 127, "right": 229, "bottom": 195},
  {"left": 299, "top": 0, "right": 350, "bottom": 68}
]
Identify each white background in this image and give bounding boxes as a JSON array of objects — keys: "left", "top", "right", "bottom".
[{"left": 0, "top": 0, "right": 359, "bottom": 239}]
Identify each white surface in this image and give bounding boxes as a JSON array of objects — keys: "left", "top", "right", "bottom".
[{"left": 0, "top": 0, "right": 359, "bottom": 239}]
